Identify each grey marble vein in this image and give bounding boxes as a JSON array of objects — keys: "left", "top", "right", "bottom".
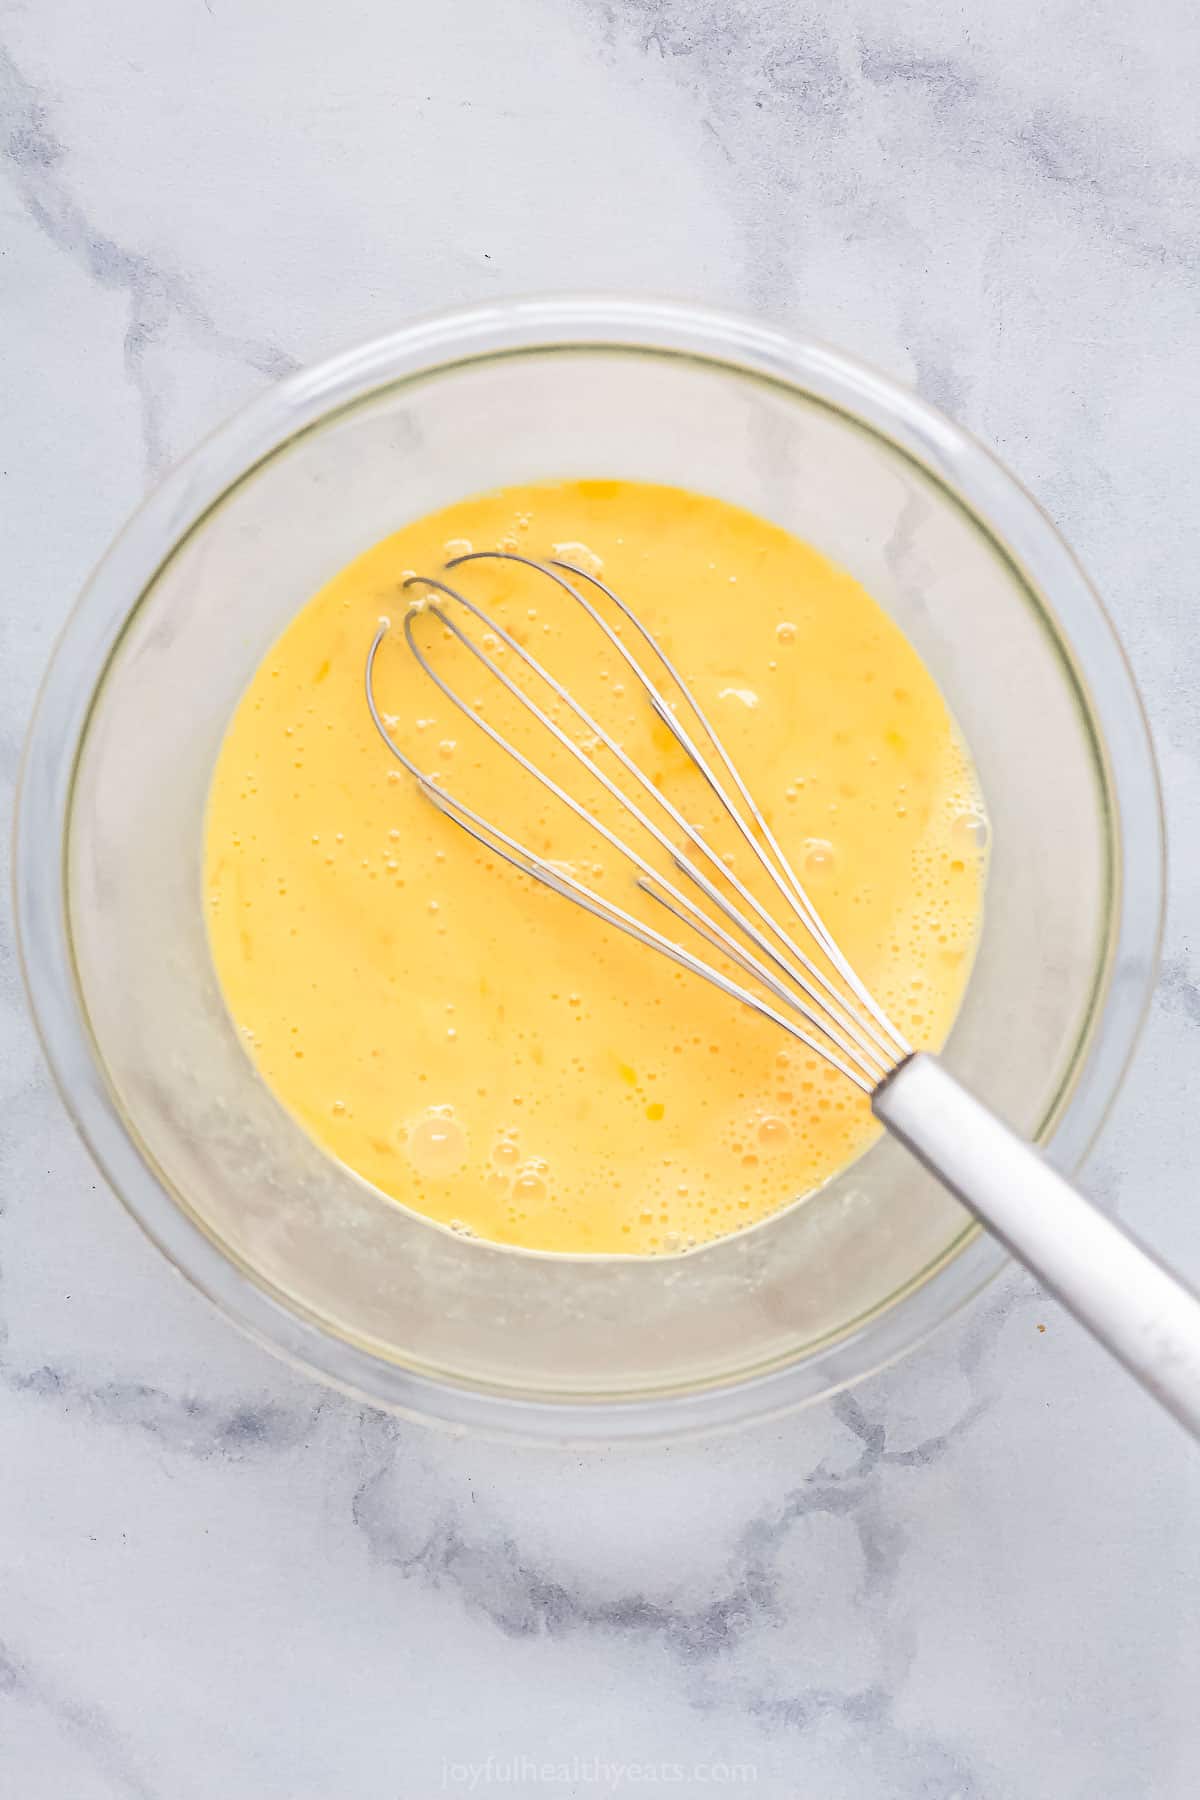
[
  {"left": 338, "top": 1284, "right": 1017, "bottom": 1793},
  {"left": 350, "top": 1285, "right": 1011, "bottom": 1661},
  {"left": 589, "top": 0, "right": 1200, "bottom": 396},
  {"left": 1159, "top": 955, "right": 1200, "bottom": 1029},
  {"left": 4, "top": 1358, "right": 324, "bottom": 1459},
  {"left": 0, "top": 1635, "right": 159, "bottom": 1800},
  {"left": 0, "top": 39, "right": 296, "bottom": 481}
]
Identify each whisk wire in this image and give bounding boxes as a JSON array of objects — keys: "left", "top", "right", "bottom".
[
  {"left": 402, "top": 599, "right": 887, "bottom": 1089},
  {"left": 411, "top": 588, "right": 892, "bottom": 1085},
  {"left": 365, "top": 624, "right": 878, "bottom": 1089},
  {"left": 453, "top": 553, "right": 909, "bottom": 1067},
  {"left": 366, "top": 555, "right": 913, "bottom": 1091}
]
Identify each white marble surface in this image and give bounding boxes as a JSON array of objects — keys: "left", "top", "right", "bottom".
[{"left": 3, "top": 2, "right": 1200, "bottom": 1793}]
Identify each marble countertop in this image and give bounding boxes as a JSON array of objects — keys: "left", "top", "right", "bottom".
[{"left": 3, "top": 2, "right": 1199, "bottom": 1794}]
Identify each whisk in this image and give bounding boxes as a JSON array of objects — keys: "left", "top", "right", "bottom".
[{"left": 367, "top": 552, "right": 1200, "bottom": 1439}]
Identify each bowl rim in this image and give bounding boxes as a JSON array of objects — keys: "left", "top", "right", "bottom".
[{"left": 14, "top": 295, "right": 1165, "bottom": 1441}]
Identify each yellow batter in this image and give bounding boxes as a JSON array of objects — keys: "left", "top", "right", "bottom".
[{"left": 205, "top": 481, "right": 986, "bottom": 1253}]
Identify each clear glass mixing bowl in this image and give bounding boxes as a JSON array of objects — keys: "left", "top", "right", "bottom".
[{"left": 15, "top": 298, "right": 1163, "bottom": 1441}]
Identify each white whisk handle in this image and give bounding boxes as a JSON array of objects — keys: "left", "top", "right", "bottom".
[{"left": 874, "top": 1052, "right": 1200, "bottom": 1442}]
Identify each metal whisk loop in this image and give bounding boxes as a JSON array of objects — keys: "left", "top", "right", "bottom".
[
  {"left": 451, "top": 552, "right": 909, "bottom": 1069},
  {"left": 433, "top": 585, "right": 891, "bottom": 1078},
  {"left": 364, "top": 624, "right": 877, "bottom": 1089},
  {"left": 401, "top": 590, "right": 887, "bottom": 1088},
  {"left": 365, "top": 557, "right": 914, "bottom": 1091}
]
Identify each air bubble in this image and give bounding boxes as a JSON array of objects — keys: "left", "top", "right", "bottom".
[
  {"left": 406, "top": 1112, "right": 468, "bottom": 1177},
  {"left": 804, "top": 839, "right": 837, "bottom": 878},
  {"left": 757, "top": 1116, "right": 791, "bottom": 1154},
  {"left": 952, "top": 811, "right": 989, "bottom": 851},
  {"left": 552, "top": 540, "right": 603, "bottom": 576}
]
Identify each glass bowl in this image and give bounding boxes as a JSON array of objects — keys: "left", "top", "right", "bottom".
[{"left": 15, "top": 298, "right": 1163, "bottom": 1441}]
